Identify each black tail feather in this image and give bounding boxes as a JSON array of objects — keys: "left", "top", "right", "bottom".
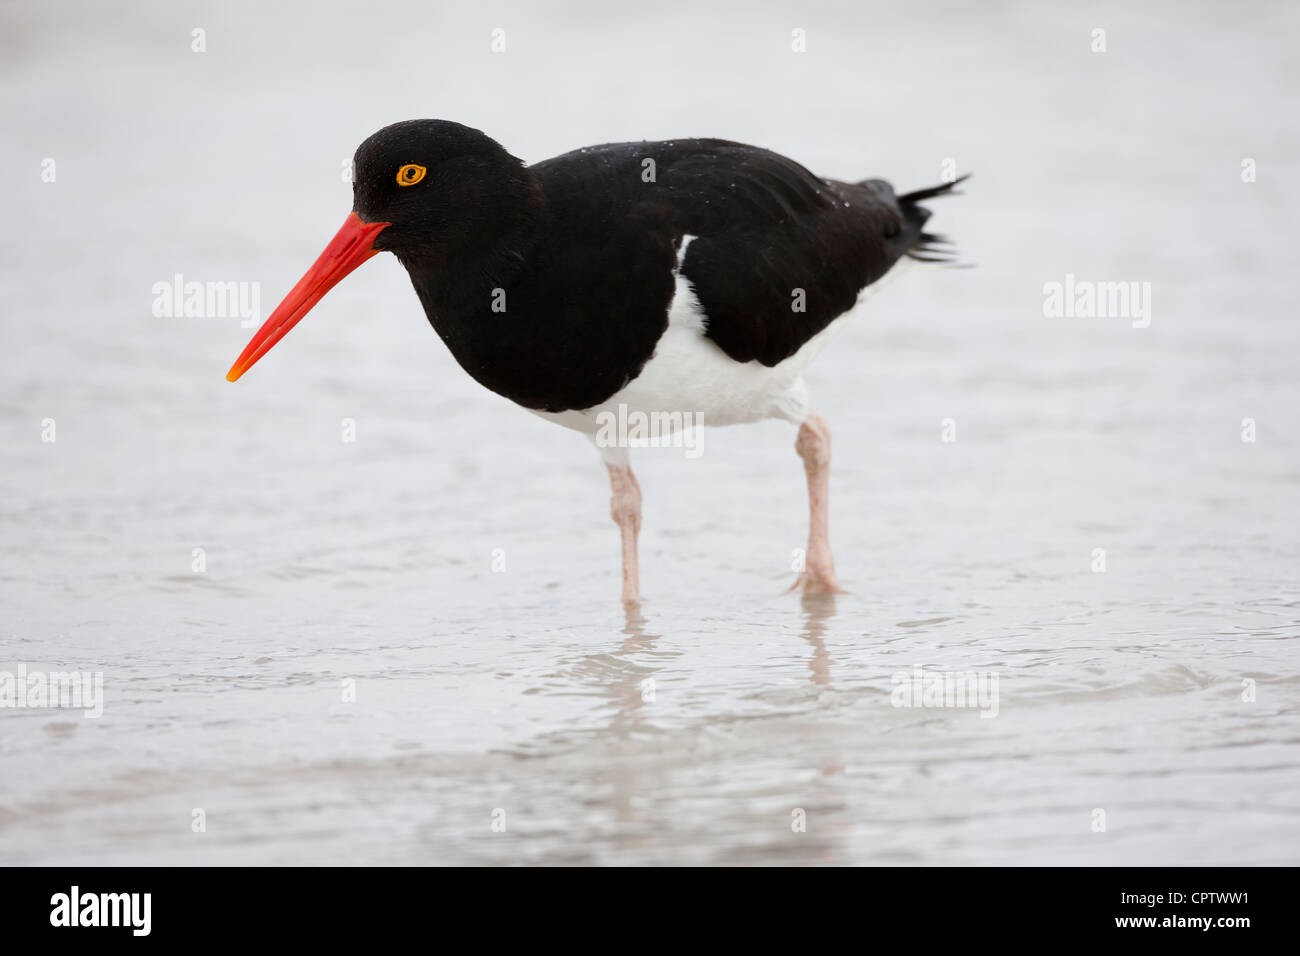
[
  {"left": 897, "top": 173, "right": 970, "bottom": 205},
  {"left": 899, "top": 174, "right": 970, "bottom": 265}
]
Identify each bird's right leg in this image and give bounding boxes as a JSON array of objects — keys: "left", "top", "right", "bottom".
[
  {"left": 793, "top": 412, "right": 845, "bottom": 595},
  {"left": 605, "top": 458, "right": 643, "bottom": 606}
]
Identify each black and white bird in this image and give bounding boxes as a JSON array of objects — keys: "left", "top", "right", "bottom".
[{"left": 227, "top": 119, "right": 966, "bottom": 605}]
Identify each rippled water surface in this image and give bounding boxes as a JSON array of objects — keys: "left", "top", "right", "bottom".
[{"left": 2, "top": 0, "right": 1298, "bottom": 864}]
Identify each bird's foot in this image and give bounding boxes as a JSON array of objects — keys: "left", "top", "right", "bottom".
[{"left": 787, "top": 566, "right": 848, "bottom": 596}]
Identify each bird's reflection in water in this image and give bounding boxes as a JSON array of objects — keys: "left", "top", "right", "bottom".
[
  {"left": 554, "top": 599, "right": 852, "bottom": 860},
  {"left": 593, "top": 604, "right": 668, "bottom": 842},
  {"left": 582, "top": 603, "right": 666, "bottom": 741},
  {"left": 799, "top": 592, "right": 838, "bottom": 686},
  {"left": 617, "top": 603, "right": 657, "bottom": 655},
  {"left": 796, "top": 593, "right": 849, "bottom": 863}
]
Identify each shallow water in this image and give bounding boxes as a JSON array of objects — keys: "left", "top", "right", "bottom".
[{"left": 2, "top": 0, "right": 1298, "bottom": 865}]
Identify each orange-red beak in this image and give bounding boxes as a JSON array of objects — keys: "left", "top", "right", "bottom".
[{"left": 226, "top": 212, "right": 390, "bottom": 382}]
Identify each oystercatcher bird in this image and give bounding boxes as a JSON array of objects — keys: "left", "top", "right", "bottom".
[{"left": 227, "top": 120, "right": 966, "bottom": 605}]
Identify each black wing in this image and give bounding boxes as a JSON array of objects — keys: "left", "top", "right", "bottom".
[{"left": 533, "top": 139, "right": 964, "bottom": 368}]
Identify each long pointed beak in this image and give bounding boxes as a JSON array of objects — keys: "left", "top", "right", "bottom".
[{"left": 226, "top": 212, "right": 390, "bottom": 382}]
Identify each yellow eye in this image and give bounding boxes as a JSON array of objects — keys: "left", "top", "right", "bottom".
[{"left": 396, "top": 163, "right": 426, "bottom": 187}]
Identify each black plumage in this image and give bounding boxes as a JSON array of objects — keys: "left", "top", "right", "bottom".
[{"left": 351, "top": 120, "right": 964, "bottom": 413}]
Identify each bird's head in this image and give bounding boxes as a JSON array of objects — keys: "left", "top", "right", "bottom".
[{"left": 226, "top": 119, "right": 534, "bottom": 382}]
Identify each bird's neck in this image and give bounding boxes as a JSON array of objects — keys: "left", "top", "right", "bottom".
[{"left": 397, "top": 169, "right": 548, "bottom": 315}]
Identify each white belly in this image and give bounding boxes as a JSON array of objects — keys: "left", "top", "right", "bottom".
[
  {"left": 532, "top": 275, "right": 838, "bottom": 437},
  {"left": 529, "top": 243, "right": 910, "bottom": 444}
]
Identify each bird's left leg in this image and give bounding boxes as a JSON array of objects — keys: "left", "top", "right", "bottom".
[{"left": 603, "top": 452, "right": 643, "bottom": 606}]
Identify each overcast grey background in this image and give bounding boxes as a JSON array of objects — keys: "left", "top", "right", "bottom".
[{"left": 1, "top": 0, "right": 1297, "bottom": 864}]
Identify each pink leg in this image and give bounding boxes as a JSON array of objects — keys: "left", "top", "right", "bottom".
[
  {"left": 793, "top": 413, "right": 845, "bottom": 594},
  {"left": 606, "top": 463, "right": 642, "bottom": 605}
]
